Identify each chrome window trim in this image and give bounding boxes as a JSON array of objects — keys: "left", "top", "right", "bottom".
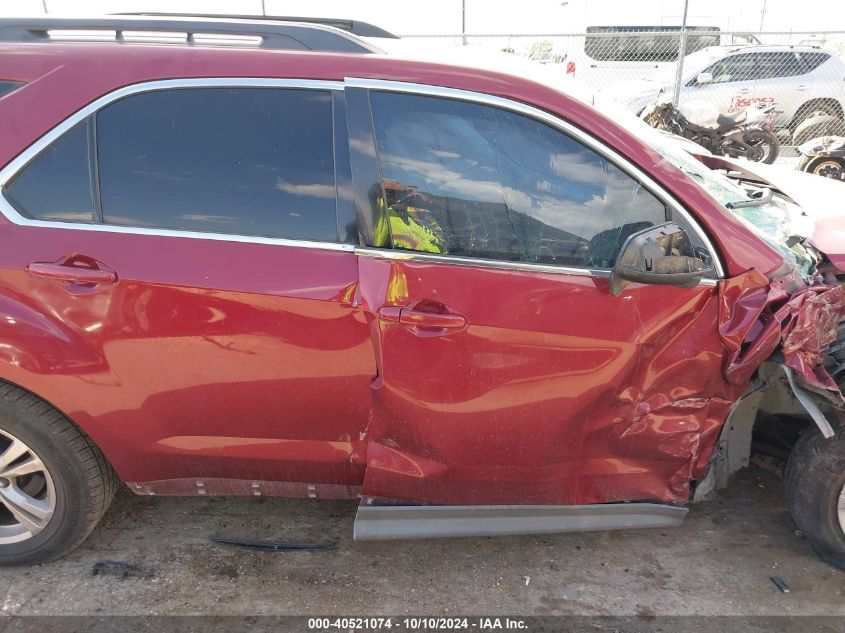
[
  {"left": 355, "top": 247, "right": 718, "bottom": 286},
  {"left": 0, "top": 77, "right": 349, "bottom": 253},
  {"left": 345, "top": 77, "right": 725, "bottom": 279}
]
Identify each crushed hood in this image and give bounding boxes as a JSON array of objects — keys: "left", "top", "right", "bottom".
[{"left": 698, "top": 155, "right": 845, "bottom": 272}]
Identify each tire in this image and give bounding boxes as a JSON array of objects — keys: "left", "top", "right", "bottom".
[
  {"left": 797, "top": 154, "right": 814, "bottom": 173},
  {"left": 743, "top": 129, "right": 780, "bottom": 164},
  {"left": 793, "top": 114, "right": 845, "bottom": 147},
  {"left": 804, "top": 157, "right": 845, "bottom": 181},
  {"left": 785, "top": 425, "right": 845, "bottom": 571},
  {"left": 0, "top": 382, "right": 117, "bottom": 565}
]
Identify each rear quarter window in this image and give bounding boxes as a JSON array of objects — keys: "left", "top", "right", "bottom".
[
  {"left": 4, "top": 119, "right": 96, "bottom": 223},
  {"left": 801, "top": 52, "right": 831, "bottom": 73}
]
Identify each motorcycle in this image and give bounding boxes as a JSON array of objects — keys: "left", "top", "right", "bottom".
[
  {"left": 796, "top": 136, "right": 845, "bottom": 181},
  {"left": 641, "top": 96, "right": 780, "bottom": 164}
]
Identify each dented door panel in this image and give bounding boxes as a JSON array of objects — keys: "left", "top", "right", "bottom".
[{"left": 356, "top": 254, "right": 747, "bottom": 505}]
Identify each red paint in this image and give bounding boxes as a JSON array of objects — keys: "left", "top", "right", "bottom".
[
  {"left": 355, "top": 256, "right": 739, "bottom": 504},
  {"left": 0, "top": 42, "right": 840, "bottom": 507},
  {"left": 0, "top": 219, "right": 373, "bottom": 487}
]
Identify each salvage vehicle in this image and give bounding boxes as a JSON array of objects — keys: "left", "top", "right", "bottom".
[
  {"left": 797, "top": 135, "right": 845, "bottom": 180},
  {"left": 0, "top": 16, "right": 844, "bottom": 571},
  {"left": 607, "top": 44, "right": 845, "bottom": 137}
]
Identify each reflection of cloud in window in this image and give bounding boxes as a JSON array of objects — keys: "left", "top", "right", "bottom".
[
  {"left": 381, "top": 151, "right": 662, "bottom": 241},
  {"left": 275, "top": 180, "right": 336, "bottom": 198},
  {"left": 348, "top": 137, "right": 377, "bottom": 157},
  {"left": 431, "top": 150, "right": 461, "bottom": 159},
  {"left": 549, "top": 152, "right": 608, "bottom": 184},
  {"left": 177, "top": 214, "right": 237, "bottom": 224}
]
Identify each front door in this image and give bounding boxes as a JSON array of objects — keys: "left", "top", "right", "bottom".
[{"left": 351, "top": 86, "right": 732, "bottom": 506}]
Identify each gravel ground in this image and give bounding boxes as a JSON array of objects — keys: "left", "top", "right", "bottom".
[{"left": 0, "top": 465, "right": 842, "bottom": 619}]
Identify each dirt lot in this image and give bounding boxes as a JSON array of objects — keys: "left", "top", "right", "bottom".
[{"left": 0, "top": 465, "right": 842, "bottom": 619}]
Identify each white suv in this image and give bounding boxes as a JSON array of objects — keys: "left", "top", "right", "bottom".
[{"left": 605, "top": 45, "right": 845, "bottom": 134}]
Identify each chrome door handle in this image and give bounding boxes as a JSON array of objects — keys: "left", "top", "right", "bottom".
[
  {"left": 378, "top": 301, "right": 467, "bottom": 336},
  {"left": 27, "top": 254, "right": 117, "bottom": 285}
]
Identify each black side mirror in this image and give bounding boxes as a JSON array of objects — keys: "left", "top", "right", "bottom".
[{"left": 610, "top": 222, "right": 713, "bottom": 296}]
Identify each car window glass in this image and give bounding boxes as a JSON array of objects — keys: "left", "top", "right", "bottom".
[
  {"left": 754, "top": 51, "right": 806, "bottom": 79},
  {"left": 370, "top": 92, "right": 667, "bottom": 269},
  {"left": 703, "top": 53, "right": 758, "bottom": 83},
  {"left": 4, "top": 119, "right": 95, "bottom": 223},
  {"left": 96, "top": 88, "right": 338, "bottom": 241},
  {"left": 800, "top": 52, "right": 830, "bottom": 73}
]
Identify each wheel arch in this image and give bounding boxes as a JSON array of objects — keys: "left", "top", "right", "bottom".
[
  {"left": 790, "top": 98, "right": 845, "bottom": 129},
  {"left": 0, "top": 374, "right": 123, "bottom": 484},
  {"left": 693, "top": 362, "right": 836, "bottom": 501}
]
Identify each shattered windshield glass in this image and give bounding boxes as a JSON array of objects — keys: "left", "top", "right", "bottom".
[
  {"left": 649, "top": 135, "right": 817, "bottom": 275},
  {"left": 590, "top": 94, "right": 817, "bottom": 275}
]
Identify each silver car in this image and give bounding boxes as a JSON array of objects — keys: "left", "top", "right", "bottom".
[{"left": 606, "top": 45, "right": 845, "bottom": 133}]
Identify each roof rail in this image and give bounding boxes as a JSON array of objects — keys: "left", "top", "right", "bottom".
[
  {"left": 120, "top": 13, "right": 400, "bottom": 39},
  {"left": 0, "top": 16, "right": 381, "bottom": 53}
]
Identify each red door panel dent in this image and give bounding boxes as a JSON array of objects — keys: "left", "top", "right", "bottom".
[{"left": 356, "top": 257, "right": 845, "bottom": 506}]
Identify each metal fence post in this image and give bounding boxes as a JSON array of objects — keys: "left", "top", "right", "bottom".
[
  {"left": 671, "top": 0, "right": 690, "bottom": 106},
  {"left": 462, "top": 0, "right": 467, "bottom": 46}
]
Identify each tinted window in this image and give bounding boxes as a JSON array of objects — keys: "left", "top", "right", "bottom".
[
  {"left": 754, "top": 51, "right": 808, "bottom": 79},
  {"left": 801, "top": 52, "right": 830, "bottom": 73},
  {"left": 370, "top": 92, "right": 667, "bottom": 269},
  {"left": 97, "top": 88, "right": 338, "bottom": 241},
  {"left": 5, "top": 120, "right": 95, "bottom": 223}
]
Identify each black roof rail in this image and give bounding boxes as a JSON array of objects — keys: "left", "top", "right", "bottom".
[
  {"left": 0, "top": 16, "right": 381, "bottom": 53},
  {"left": 119, "top": 13, "right": 400, "bottom": 39}
]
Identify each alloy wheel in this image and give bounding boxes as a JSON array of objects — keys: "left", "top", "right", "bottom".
[
  {"left": 813, "top": 160, "right": 845, "bottom": 180},
  {"left": 0, "top": 429, "right": 56, "bottom": 544}
]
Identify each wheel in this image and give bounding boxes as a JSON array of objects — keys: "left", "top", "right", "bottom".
[
  {"left": 0, "top": 382, "right": 117, "bottom": 565},
  {"left": 743, "top": 129, "right": 780, "bottom": 164},
  {"left": 797, "top": 154, "right": 814, "bottom": 173},
  {"left": 785, "top": 425, "right": 845, "bottom": 571},
  {"left": 793, "top": 114, "right": 845, "bottom": 147},
  {"left": 804, "top": 157, "right": 845, "bottom": 181}
]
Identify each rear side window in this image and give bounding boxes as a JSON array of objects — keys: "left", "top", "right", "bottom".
[
  {"left": 96, "top": 87, "right": 338, "bottom": 241},
  {"left": 754, "top": 51, "right": 810, "bottom": 79},
  {"left": 4, "top": 120, "right": 95, "bottom": 223},
  {"left": 370, "top": 92, "right": 667, "bottom": 269},
  {"left": 801, "top": 52, "right": 831, "bottom": 73}
]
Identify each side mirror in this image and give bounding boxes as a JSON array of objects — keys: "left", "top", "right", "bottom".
[
  {"left": 610, "top": 222, "right": 713, "bottom": 296},
  {"left": 695, "top": 71, "right": 713, "bottom": 85}
]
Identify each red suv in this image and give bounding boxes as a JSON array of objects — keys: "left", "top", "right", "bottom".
[{"left": 0, "top": 16, "right": 843, "bottom": 570}]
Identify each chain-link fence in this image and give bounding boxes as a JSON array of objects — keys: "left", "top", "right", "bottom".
[{"left": 401, "top": 30, "right": 845, "bottom": 153}]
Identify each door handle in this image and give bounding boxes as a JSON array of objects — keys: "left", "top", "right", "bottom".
[
  {"left": 400, "top": 308, "right": 466, "bottom": 329},
  {"left": 736, "top": 87, "right": 752, "bottom": 95},
  {"left": 795, "top": 84, "right": 809, "bottom": 91},
  {"left": 27, "top": 255, "right": 117, "bottom": 285},
  {"left": 378, "top": 301, "right": 467, "bottom": 335}
]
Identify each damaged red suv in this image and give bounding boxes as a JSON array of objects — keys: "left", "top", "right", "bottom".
[{"left": 0, "top": 16, "right": 844, "bottom": 569}]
